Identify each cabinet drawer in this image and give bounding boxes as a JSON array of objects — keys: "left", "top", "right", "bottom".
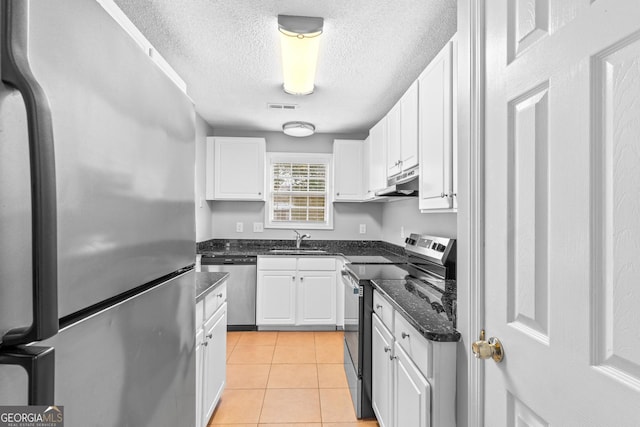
[
  {"left": 196, "top": 299, "right": 205, "bottom": 327},
  {"left": 373, "top": 290, "right": 394, "bottom": 331},
  {"left": 394, "top": 312, "right": 432, "bottom": 378},
  {"left": 297, "top": 257, "right": 335, "bottom": 271},
  {"left": 258, "top": 256, "right": 297, "bottom": 270},
  {"left": 205, "top": 281, "right": 227, "bottom": 320}
]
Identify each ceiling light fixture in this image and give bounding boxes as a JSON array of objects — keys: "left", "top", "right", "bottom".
[
  {"left": 282, "top": 121, "right": 315, "bottom": 137},
  {"left": 278, "top": 15, "right": 324, "bottom": 95}
]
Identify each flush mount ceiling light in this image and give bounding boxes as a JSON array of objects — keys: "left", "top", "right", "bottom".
[
  {"left": 278, "top": 15, "right": 324, "bottom": 95},
  {"left": 282, "top": 121, "right": 315, "bottom": 137}
]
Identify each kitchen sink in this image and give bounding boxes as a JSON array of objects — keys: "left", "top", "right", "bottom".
[{"left": 269, "top": 248, "right": 327, "bottom": 254}]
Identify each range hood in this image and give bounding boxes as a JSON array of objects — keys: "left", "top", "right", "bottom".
[{"left": 375, "top": 166, "right": 419, "bottom": 197}]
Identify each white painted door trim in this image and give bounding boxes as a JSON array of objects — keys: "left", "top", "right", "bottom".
[{"left": 457, "top": 1, "right": 485, "bottom": 427}]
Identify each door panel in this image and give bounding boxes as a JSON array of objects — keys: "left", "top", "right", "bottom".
[{"left": 484, "top": 1, "right": 640, "bottom": 426}]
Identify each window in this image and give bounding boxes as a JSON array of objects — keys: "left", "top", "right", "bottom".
[{"left": 265, "top": 153, "right": 333, "bottom": 229}]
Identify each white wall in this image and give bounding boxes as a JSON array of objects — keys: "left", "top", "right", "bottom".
[
  {"left": 195, "top": 114, "right": 214, "bottom": 241},
  {"left": 381, "top": 198, "right": 457, "bottom": 245},
  {"left": 206, "top": 129, "right": 382, "bottom": 241}
]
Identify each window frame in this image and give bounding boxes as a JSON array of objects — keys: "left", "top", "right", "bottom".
[{"left": 264, "top": 152, "right": 334, "bottom": 230}]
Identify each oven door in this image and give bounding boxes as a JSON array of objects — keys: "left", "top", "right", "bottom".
[{"left": 342, "top": 269, "right": 360, "bottom": 373}]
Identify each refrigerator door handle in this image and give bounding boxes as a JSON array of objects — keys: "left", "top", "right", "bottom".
[
  {"left": 0, "top": 346, "right": 55, "bottom": 405},
  {"left": 1, "top": 0, "right": 58, "bottom": 345}
]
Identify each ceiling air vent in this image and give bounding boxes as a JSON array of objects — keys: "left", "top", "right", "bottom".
[{"left": 267, "top": 103, "right": 299, "bottom": 110}]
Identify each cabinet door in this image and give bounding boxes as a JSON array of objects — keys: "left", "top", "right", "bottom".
[
  {"left": 203, "top": 303, "right": 227, "bottom": 424},
  {"left": 400, "top": 81, "right": 419, "bottom": 170},
  {"left": 372, "top": 314, "right": 394, "bottom": 427},
  {"left": 394, "top": 342, "right": 431, "bottom": 427},
  {"left": 208, "top": 137, "right": 265, "bottom": 200},
  {"left": 369, "top": 117, "right": 388, "bottom": 193},
  {"left": 418, "top": 41, "right": 453, "bottom": 210},
  {"left": 257, "top": 271, "right": 296, "bottom": 325},
  {"left": 386, "top": 101, "right": 402, "bottom": 177},
  {"left": 195, "top": 328, "right": 204, "bottom": 427},
  {"left": 333, "top": 139, "right": 364, "bottom": 201},
  {"left": 362, "top": 137, "right": 371, "bottom": 199},
  {"left": 298, "top": 271, "right": 336, "bottom": 325}
]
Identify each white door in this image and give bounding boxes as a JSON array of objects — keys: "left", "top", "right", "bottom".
[
  {"left": 372, "top": 314, "right": 394, "bottom": 427},
  {"left": 400, "top": 80, "right": 419, "bottom": 170},
  {"left": 393, "top": 342, "right": 430, "bottom": 427},
  {"left": 386, "top": 101, "right": 402, "bottom": 177},
  {"left": 297, "top": 272, "right": 336, "bottom": 325},
  {"left": 483, "top": 1, "right": 640, "bottom": 426},
  {"left": 256, "top": 271, "right": 296, "bottom": 325}
]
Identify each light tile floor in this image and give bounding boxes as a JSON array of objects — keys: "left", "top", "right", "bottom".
[{"left": 209, "top": 330, "right": 379, "bottom": 427}]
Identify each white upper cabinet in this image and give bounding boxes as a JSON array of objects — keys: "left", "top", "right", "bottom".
[
  {"left": 386, "top": 101, "right": 402, "bottom": 178},
  {"left": 206, "top": 137, "right": 266, "bottom": 200},
  {"left": 333, "top": 139, "right": 364, "bottom": 201},
  {"left": 400, "top": 81, "right": 419, "bottom": 170},
  {"left": 418, "top": 38, "right": 456, "bottom": 211},
  {"left": 364, "top": 117, "right": 389, "bottom": 199},
  {"left": 386, "top": 81, "right": 419, "bottom": 179}
]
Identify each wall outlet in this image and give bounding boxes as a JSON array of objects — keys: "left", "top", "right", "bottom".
[
  {"left": 400, "top": 226, "right": 405, "bottom": 240},
  {"left": 236, "top": 222, "right": 243, "bottom": 233},
  {"left": 359, "top": 224, "right": 366, "bottom": 234},
  {"left": 253, "top": 222, "right": 264, "bottom": 233}
]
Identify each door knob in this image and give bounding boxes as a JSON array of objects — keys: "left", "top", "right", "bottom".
[{"left": 472, "top": 329, "right": 504, "bottom": 363}]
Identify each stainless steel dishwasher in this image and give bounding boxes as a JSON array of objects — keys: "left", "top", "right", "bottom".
[{"left": 200, "top": 255, "right": 257, "bottom": 330}]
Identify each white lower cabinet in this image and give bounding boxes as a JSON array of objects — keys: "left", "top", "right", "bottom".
[
  {"left": 196, "top": 282, "right": 227, "bottom": 427},
  {"left": 195, "top": 328, "right": 203, "bottom": 427},
  {"left": 372, "top": 314, "right": 394, "bottom": 427},
  {"left": 298, "top": 271, "right": 336, "bottom": 325},
  {"left": 203, "top": 303, "right": 227, "bottom": 424},
  {"left": 394, "top": 342, "right": 431, "bottom": 427},
  {"left": 371, "top": 290, "right": 456, "bottom": 427},
  {"left": 257, "top": 257, "right": 336, "bottom": 327},
  {"left": 257, "top": 271, "right": 296, "bottom": 325}
]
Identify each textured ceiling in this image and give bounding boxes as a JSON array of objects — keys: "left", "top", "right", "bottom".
[{"left": 114, "top": 0, "right": 457, "bottom": 134}]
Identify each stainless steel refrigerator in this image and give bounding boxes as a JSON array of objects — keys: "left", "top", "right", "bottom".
[{"left": 0, "top": 0, "right": 197, "bottom": 425}]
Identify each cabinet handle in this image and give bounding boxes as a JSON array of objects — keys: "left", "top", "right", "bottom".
[
  {"left": 258, "top": 192, "right": 262, "bottom": 196},
  {"left": 384, "top": 345, "right": 391, "bottom": 353},
  {"left": 390, "top": 355, "right": 397, "bottom": 361},
  {"left": 449, "top": 192, "right": 457, "bottom": 198},
  {"left": 206, "top": 333, "right": 213, "bottom": 339},
  {"left": 401, "top": 332, "right": 410, "bottom": 339},
  {"left": 376, "top": 304, "right": 383, "bottom": 309},
  {"left": 336, "top": 192, "right": 340, "bottom": 196},
  {"left": 217, "top": 293, "right": 223, "bottom": 298},
  {"left": 292, "top": 276, "right": 296, "bottom": 281},
  {"left": 202, "top": 341, "right": 208, "bottom": 347},
  {"left": 300, "top": 277, "right": 304, "bottom": 281}
]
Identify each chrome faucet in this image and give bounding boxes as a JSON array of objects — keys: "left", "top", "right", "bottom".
[{"left": 293, "top": 230, "right": 311, "bottom": 249}]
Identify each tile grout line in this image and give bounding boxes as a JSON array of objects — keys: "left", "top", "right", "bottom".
[{"left": 255, "top": 331, "right": 276, "bottom": 425}]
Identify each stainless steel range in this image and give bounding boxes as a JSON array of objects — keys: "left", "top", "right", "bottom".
[{"left": 341, "top": 234, "right": 456, "bottom": 419}]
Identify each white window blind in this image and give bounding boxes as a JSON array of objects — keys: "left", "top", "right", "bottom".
[{"left": 266, "top": 154, "right": 333, "bottom": 229}]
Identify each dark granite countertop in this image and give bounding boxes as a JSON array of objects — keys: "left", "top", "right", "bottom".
[
  {"left": 372, "top": 279, "right": 460, "bottom": 342},
  {"left": 195, "top": 272, "right": 229, "bottom": 302},
  {"left": 197, "top": 239, "right": 407, "bottom": 262}
]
